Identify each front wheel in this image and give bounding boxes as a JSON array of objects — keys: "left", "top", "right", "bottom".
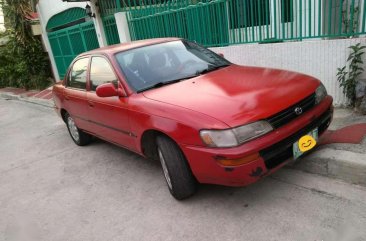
[
  {"left": 157, "top": 136, "right": 197, "bottom": 200},
  {"left": 65, "top": 113, "right": 92, "bottom": 146}
]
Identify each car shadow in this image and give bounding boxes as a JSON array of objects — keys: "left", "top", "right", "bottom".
[{"left": 87, "top": 137, "right": 296, "bottom": 207}]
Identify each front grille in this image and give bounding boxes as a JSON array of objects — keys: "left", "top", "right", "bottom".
[
  {"left": 260, "top": 108, "right": 332, "bottom": 169},
  {"left": 267, "top": 93, "right": 316, "bottom": 129}
]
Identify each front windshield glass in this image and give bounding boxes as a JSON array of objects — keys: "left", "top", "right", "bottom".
[{"left": 115, "top": 40, "right": 230, "bottom": 92}]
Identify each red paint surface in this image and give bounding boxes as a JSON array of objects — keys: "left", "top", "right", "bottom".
[
  {"left": 319, "top": 123, "right": 366, "bottom": 145},
  {"left": 24, "top": 91, "right": 39, "bottom": 97},
  {"left": 52, "top": 38, "right": 334, "bottom": 187},
  {"left": 34, "top": 89, "right": 53, "bottom": 99},
  {"left": 143, "top": 65, "right": 319, "bottom": 127},
  {"left": 25, "top": 12, "right": 39, "bottom": 20},
  {"left": 0, "top": 88, "right": 53, "bottom": 100},
  {"left": 0, "top": 87, "right": 28, "bottom": 95}
]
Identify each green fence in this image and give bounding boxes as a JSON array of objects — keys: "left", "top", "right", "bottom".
[
  {"left": 226, "top": 0, "right": 366, "bottom": 43},
  {"left": 128, "top": 1, "right": 229, "bottom": 46},
  {"left": 103, "top": 0, "right": 366, "bottom": 47},
  {"left": 98, "top": 0, "right": 203, "bottom": 17},
  {"left": 102, "top": 15, "right": 121, "bottom": 45},
  {"left": 48, "top": 21, "right": 99, "bottom": 79}
]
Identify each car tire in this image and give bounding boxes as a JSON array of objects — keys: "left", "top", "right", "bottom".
[
  {"left": 65, "top": 112, "right": 92, "bottom": 146},
  {"left": 156, "top": 135, "right": 197, "bottom": 200}
]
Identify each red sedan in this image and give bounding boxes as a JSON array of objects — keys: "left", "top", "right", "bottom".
[{"left": 53, "top": 38, "right": 333, "bottom": 199}]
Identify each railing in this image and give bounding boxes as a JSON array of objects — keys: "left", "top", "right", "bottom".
[
  {"left": 226, "top": 0, "right": 366, "bottom": 43},
  {"left": 98, "top": 0, "right": 205, "bottom": 17},
  {"left": 127, "top": 0, "right": 229, "bottom": 47},
  {"left": 102, "top": 15, "right": 121, "bottom": 45},
  {"left": 100, "top": 0, "right": 366, "bottom": 47}
]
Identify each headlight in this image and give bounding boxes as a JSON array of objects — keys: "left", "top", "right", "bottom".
[
  {"left": 200, "top": 121, "right": 273, "bottom": 148},
  {"left": 315, "top": 83, "right": 327, "bottom": 104}
]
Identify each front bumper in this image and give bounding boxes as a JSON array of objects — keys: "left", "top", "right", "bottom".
[{"left": 180, "top": 96, "right": 333, "bottom": 186}]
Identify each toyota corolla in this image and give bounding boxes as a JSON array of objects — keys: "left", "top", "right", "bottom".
[{"left": 52, "top": 38, "right": 333, "bottom": 200}]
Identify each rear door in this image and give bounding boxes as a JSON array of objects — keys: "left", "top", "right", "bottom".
[
  {"left": 63, "top": 57, "right": 91, "bottom": 131},
  {"left": 86, "top": 56, "right": 136, "bottom": 151}
]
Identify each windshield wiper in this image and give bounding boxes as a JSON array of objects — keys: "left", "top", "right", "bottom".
[
  {"left": 196, "top": 64, "right": 230, "bottom": 75},
  {"left": 136, "top": 74, "right": 198, "bottom": 93}
]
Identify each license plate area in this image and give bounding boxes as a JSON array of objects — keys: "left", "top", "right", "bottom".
[{"left": 293, "top": 128, "right": 318, "bottom": 159}]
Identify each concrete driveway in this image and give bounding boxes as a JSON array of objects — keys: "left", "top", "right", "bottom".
[{"left": 1, "top": 98, "right": 366, "bottom": 241}]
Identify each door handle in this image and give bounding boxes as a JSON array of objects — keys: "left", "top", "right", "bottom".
[{"left": 88, "top": 101, "right": 94, "bottom": 107}]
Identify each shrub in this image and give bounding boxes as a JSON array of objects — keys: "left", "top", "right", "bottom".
[
  {"left": 336, "top": 43, "right": 366, "bottom": 106},
  {"left": 0, "top": 0, "right": 52, "bottom": 90}
]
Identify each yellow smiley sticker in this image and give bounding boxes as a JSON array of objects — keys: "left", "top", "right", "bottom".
[{"left": 298, "top": 135, "right": 317, "bottom": 152}]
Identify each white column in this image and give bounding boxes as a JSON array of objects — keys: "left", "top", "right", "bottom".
[
  {"left": 114, "top": 12, "right": 131, "bottom": 43},
  {"left": 36, "top": 4, "right": 60, "bottom": 82},
  {"left": 89, "top": 0, "right": 107, "bottom": 47}
]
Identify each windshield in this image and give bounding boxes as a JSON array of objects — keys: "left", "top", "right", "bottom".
[{"left": 115, "top": 40, "right": 230, "bottom": 92}]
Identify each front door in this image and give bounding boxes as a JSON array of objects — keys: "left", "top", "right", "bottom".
[
  {"left": 86, "top": 56, "right": 136, "bottom": 151},
  {"left": 64, "top": 57, "right": 91, "bottom": 130}
]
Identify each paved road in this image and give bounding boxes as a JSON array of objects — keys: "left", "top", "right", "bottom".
[{"left": 1, "top": 98, "right": 366, "bottom": 241}]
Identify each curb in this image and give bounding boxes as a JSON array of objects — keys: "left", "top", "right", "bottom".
[
  {"left": 0, "top": 92, "right": 54, "bottom": 108},
  {"left": 288, "top": 146, "right": 366, "bottom": 186}
]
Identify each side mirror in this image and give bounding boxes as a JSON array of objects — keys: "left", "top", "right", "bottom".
[
  {"left": 218, "top": 53, "right": 224, "bottom": 58},
  {"left": 96, "top": 83, "right": 123, "bottom": 97}
]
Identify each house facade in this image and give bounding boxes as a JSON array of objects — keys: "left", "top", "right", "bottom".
[{"left": 37, "top": 0, "right": 366, "bottom": 106}]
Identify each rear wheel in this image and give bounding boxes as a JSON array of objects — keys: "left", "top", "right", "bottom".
[
  {"left": 156, "top": 136, "right": 197, "bottom": 200},
  {"left": 65, "top": 112, "right": 92, "bottom": 146}
]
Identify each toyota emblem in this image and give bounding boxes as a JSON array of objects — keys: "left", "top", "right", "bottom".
[{"left": 294, "top": 107, "right": 303, "bottom": 115}]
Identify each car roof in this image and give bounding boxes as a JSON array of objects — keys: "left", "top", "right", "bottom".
[{"left": 78, "top": 37, "right": 181, "bottom": 57}]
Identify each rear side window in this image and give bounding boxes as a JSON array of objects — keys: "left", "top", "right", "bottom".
[
  {"left": 68, "top": 58, "right": 89, "bottom": 89},
  {"left": 90, "top": 57, "right": 118, "bottom": 91}
]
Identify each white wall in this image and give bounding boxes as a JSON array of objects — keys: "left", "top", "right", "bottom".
[
  {"left": 37, "top": 0, "right": 107, "bottom": 81},
  {"left": 37, "top": 0, "right": 105, "bottom": 46},
  {"left": 211, "top": 37, "right": 366, "bottom": 106},
  {"left": 37, "top": 0, "right": 89, "bottom": 81},
  {"left": 38, "top": 0, "right": 86, "bottom": 26}
]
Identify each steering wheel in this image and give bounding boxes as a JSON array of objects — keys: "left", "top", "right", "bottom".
[
  {"left": 124, "top": 66, "right": 148, "bottom": 90},
  {"left": 178, "top": 60, "right": 198, "bottom": 72}
]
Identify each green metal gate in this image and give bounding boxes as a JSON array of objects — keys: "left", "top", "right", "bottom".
[
  {"left": 102, "top": 15, "right": 121, "bottom": 45},
  {"left": 48, "top": 21, "right": 99, "bottom": 80},
  {"left": 127, "top": 0, "right": 229, "bottom": 47}
]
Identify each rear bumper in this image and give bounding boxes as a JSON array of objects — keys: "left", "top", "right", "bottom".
[{"left": 181, "top": 96, "right": 333, "bottom": 186}]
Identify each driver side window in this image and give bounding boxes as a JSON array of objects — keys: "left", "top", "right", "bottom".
[
  {"left": 90, "top": 57, "right": 118, "bottom": 91},
  {"left": 68, "top": 58, "right": 89, "bottom": 90}
]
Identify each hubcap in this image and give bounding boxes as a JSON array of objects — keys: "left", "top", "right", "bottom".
[
  {"left": 158, "top": 149, "right": 172, "bottom": 190},
  {"left": 67, "top": 116, "right": 80, "bottom": 142}
]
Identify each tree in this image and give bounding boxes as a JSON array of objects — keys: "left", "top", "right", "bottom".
[{"left": 0, "top": 0, "right": 51, "bottom": 89}]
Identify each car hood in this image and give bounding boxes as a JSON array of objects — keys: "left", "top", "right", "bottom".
[{"left": 142, "top": 65, "right": 320, "bottom": 127}]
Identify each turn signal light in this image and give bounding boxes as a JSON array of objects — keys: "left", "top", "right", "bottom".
[{"left": 215, "top": 153, "right": 260, "bottom": 167}]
